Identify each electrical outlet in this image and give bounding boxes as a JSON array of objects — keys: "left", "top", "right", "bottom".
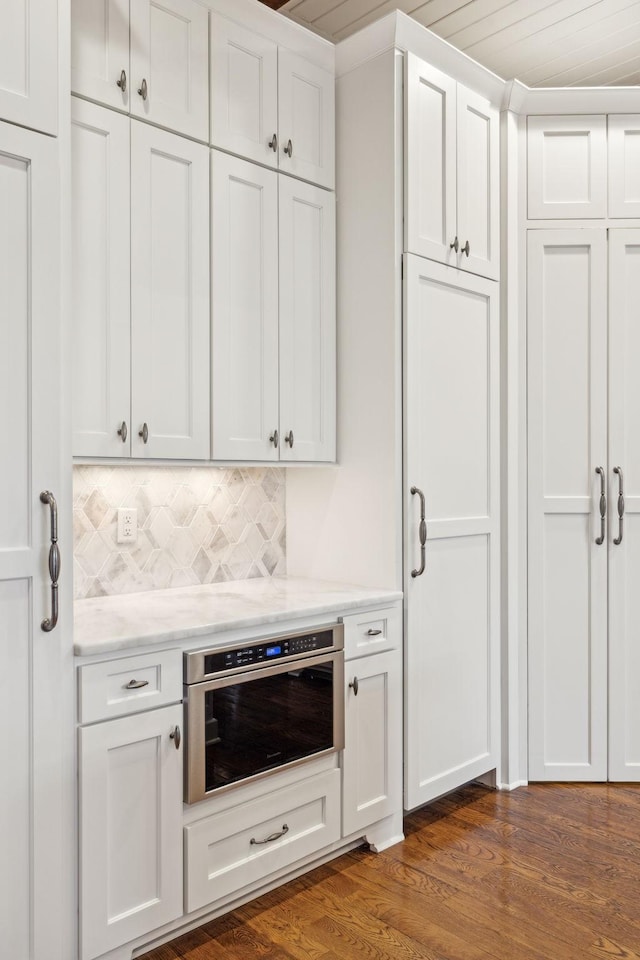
[{"left": 117, "top": 508, "right": 137, "bottom": 544}]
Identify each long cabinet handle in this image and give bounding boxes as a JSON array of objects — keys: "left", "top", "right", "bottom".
[
  {"left": 250, "top": 824, "right": 289, "bottom": 846},
  {"left": 613, "top": 467, "right": 624, "bottom": 545},
  {"left": 40, "top": 491, "right": 60, "bottom": 632},
  {"left": 595, "top": 467, "right": 606, "bottom": 545},
  {"left": 410, "top": 486, "right": 427, "bottom": 578}
]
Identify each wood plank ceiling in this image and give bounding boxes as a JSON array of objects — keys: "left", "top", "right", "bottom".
[{"left": 263, "top": 0, "right": 640, "bottom": 86}]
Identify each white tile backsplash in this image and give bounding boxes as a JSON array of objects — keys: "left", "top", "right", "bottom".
[{"left": 73, "top": 465, "right": 286, "bottom": 600}]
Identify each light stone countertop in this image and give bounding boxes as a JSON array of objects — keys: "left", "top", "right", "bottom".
[{"left": 74, "top": 577, "right": 403, "bottom": 656}]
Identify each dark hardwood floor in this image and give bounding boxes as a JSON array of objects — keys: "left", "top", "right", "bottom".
[{"left": 141, "top": 783, "right": 640, "bottom": 960}]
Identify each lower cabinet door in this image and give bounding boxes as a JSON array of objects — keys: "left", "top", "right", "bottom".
[
  {"left": 185, "top": 769, "right": 340, "bottom": 912},
  {"left": 342, "top": 651, "right": 402, "bottom": 837},
  {"left": 79, "top": 704, "right": 184, "bottom": 960}
]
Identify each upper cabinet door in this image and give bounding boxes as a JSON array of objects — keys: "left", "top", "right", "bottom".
[
  {"left": 528, "top": 115, "right": 607, "bottom": 219},
  {"left": 456, "top": 85, "right": 499, "bottom": 281},
  {"left": 71, "top": 0, "right": 130, "bottom": 112},
  {"left": 211, "top": 152, "right": 279, "bottom": 462},
  {"left": 608, "top": 116, "right": 640, "bottom": 218},
  {"left": 210, "top": 14, "right": 278, "bottom": 168},
  {"left": 130, "top": 0, "right": 209, "bottom": 142},
  {"left": 278, "top": 51, "right": 335, "bottom": 190},
  {"left": 0, "top": 0, "right": 57, "bottom": 134},
  {"left": 279, "top": 177, "right": 336, "bottom": 463},
  {"left": 130, "top": 122, "right": 210, "bottom": 460},
  {"left": 71, "top": 100, "right": 131, "bottom": 458},
  {"left": 405, "top": 54, "right": 457, "bottom": 266}
]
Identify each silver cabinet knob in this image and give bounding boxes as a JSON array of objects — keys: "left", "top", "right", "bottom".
[
  {"left": 138, "top": 78, "right": 148, "bottom": 101},
  {"left": 117, "top": 421, "right": 128, "bottom": 443},
  {"left": 269, "top": 133, "right": 278, "bottom": 152},
  {"left": 284, "top": 139, "right": 293, "bottom": 158},
  {"left": 462, "top": 240, "right": 470, "bottom": 257},
  {"left": 349, "top": 677, "right": 359, "bottom": 696},
  {"left": 170, "top": 725, "right": 181, "bottom": 750},
  {"left": 116, "top": 69, "right": 127, "bottom": 93},
  {"left": 138, "top": 423, "right": 149, "bottom": 444},
  {"left": 124, "top": 679, "right": 149, "bottom": 690},
  {"left": 284, "top": 430, "right": 294, "bottom": 448},
  {"left": 450, "top": 236, "right": 459, "bottom": 252},
  {"left": 269, "top": 429, "right": 279, "bottom": 448}
]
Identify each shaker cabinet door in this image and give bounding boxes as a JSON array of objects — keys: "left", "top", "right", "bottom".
[
  {"left": 71, "top": 0, "right": 130, "bottom": 112},
  {"left": 129, "top": 0, "right": 209, "bottom": 141},
  {"left": 130, "top": 122, "right": 210, "bottom": 459},
  {"left": 0, "top": 0, "right": 58, "bottom": 133},
  {"left": 456, "top": 84, "right": 499, "bottom": 280},
  {"left": 278, "top": 50, "right": 335, "bottom": 190},
  {"left": 71, "top": 99, "right": 131, "bottom": 457},
  {"left": 211, "top": 151, "right": 279, "bottom": 461},
  {"left": 279, "top": 176, "right": 336, "bottom": 463}
]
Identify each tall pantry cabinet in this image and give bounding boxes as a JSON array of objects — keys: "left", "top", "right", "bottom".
[
  {"left": 287, "top": 14, "right": 502, "bottom": 809},
  {"left": 0, "top": 2, "right": 74, "bottom": 959}
]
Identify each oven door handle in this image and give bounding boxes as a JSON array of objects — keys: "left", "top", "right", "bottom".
[{"left": 250, "top": 824, "right": 289, "bottom": 845}]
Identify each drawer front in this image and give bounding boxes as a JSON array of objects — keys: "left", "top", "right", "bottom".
[
  {"left": 185, "top": 768, "right": 340, "bottom": 912},
  {"left": 342, "top": 607, "right": 401, "bottom": 660},
  {"left": 78, "top": 649, "right": 182, "bottom": 723}
]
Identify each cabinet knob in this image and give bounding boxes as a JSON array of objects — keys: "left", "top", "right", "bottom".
[
  {"left": 138, "top": 78, "right": 148, "bottom": 101},
  {"left": 170, "top": 725, "right": 181, "bottom": 750},
  {"left": 269, "top": 133, "right": 278, "bottom": 152},
  {"left": 269, "top": 429, "right": 279, "bottom": 448},
  {"left": 284, "top": 430, "right": 294, "bottom": 448},
  {"left": 116, "top": 69, "right": 127, "bottom": 93},
  {"left": 138, "top": 422, "right": 149, "bottom": 444},
  {"left": 284, "top": 139, "right": 293, "bottom": 158},
  {"left": 117, "top": 421, "right": 128, "bottom": 443},
  {"left": 450, "top": 236, "right": 459, "bottom": 253},
  {"left": 349, "top": 677, "right": 359, "bottom": 696},
  {"left": 124, "top": 678, "right": 149, "bottom": 690},
  {"left": 462, "top": 240, "right": 470, "bottom": 257}
]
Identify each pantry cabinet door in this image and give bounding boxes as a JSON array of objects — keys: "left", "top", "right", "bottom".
[
  {"left": 71, "top": 0, "right": 130, "bottom": 112},
  {"left": 405, "top": 54, "right": 457, "bottom": 266},
  {"left": 131, "top": 123, "right": 210, "bottom": 459},
  {"left": 278, "top": 50, "right": 335, "bottom": 190},
  {"left": 528, "top": 116, "right": 607, "bottom": 219},
  {"left": 279, "top": 177, "right": 336, "bottom": 463},
  {"left": 79, "top": 705, "right": 183, "bottom": 960},
  {"left": 71, "top": 99, "right": 131, "bottom": 457},
  {"left": 130, "top": 0, "right": 209, "bottom": 141},
  {"left": 456, "top": 85, "right": 499, "bottom": 281},
  {"left": 608, "top": 230, "right": 640, "bottom": 782},
  {"left": 211, "top": 151, "right": 279, "bottom": 461},
  {"left": 0, "top": 0, "right": 57, "bottom": 134},
  {"left": 0, "top": 121, "right": 69, "bottom": 960},
  {"left": 404, "top": 256, "right": 500, "bottom": 809},
  {"left": 210, "top": 14, "right": 278, "bottom": 168},
  {"left": 527, "top": 230, "right": 608, "bottom": 781},
  {"left": 608, "top": 117, "right": 640, "bottom": 218}
]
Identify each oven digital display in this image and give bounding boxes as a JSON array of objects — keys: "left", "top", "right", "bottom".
[{"left": 266, "top": 645, "right": 281, "bottom": 657}]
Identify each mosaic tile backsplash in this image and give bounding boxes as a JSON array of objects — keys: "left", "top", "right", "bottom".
[{"left": 73, "top": 465, "right": 286, "bottom": 600}]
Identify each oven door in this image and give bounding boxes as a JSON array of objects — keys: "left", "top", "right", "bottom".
[{"left": 185, "top": 650, "right": 344, "bottom": 804}]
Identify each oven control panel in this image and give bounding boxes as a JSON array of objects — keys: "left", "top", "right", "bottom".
[{"left": 201, "top": 628, "right": 337, "bottom": 676}]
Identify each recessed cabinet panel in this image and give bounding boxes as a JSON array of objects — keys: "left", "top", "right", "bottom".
[
  {"left": 71, "top": 0, "right": 130, "bottom": 112},
  {"left": 131, "top": 123, "right": 210, "bottom": 459},
  {"left": 608, "top": 117, "right": 640, "bottom": 218},
  {"left": 279, "top": 177, "right": 336, "bottom": 463},
  {"left": 456, "top": 85, "right": 499, "bottom": 280},
  {"left": 211, "top": 151, "right": 279, "bottom": 461},
  {"left": 405, "top": 54, "right": 457, "bottom": 265},
  {"left": 278, "top": 50, "right": 335, "bottom": 190},
  {"left": 71, "top": 99, "right": 131, "bottom": 457},
  {"left": 210, "top": 15, "right": 278, "bottom": 167},
  {"left": 129, "top": 0, "right": 209, "bottom": 141},
  {"left": 528, "top": 116, "right": 607, "bottom": 219},
  {"left": 0, "top": 0, "right": 57, "bottom": 133}
]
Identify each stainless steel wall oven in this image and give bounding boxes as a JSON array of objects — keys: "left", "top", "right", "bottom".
[{"left": 183, "top": 623, "right": 344, "bottom": 803}]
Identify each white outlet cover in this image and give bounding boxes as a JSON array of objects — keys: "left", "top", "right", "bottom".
[{"left": 117, "top": 508, "right": 138, "bottom": 544}]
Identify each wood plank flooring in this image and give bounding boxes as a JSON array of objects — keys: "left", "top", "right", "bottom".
[{"left": 141, "top": 783, "right": 640, "bottom": 960}]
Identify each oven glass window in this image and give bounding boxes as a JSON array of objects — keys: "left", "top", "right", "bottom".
[{"left": 204, "top": 660, "right": 334, "bottom": 792}]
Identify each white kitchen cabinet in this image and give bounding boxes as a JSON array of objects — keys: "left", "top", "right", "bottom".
[
  {"left": 527, "top": 115, "right": 607, "bottom": 219},
  {"left": 72, "top": 105, "right": 210, "bottom": 460},
  {"left": 71, "top": 0, "right": 209, "bottom": 141},
  {"left": 608, "top": 117, "right": 640, "bottom": 218},
  {"left": 0, "top": 0, "right": 57, "bottom": 134},
  {"left": 71, "top": 99, "right": 131, "bottom": 458},
  {"left": 210, "top": 14, "right": 334, "bottom": 190},
  {"left": 79, "top": 703, "right": 184, "bottom": 960},
  {"left": 342, "top": 650, "right": 402, "bottom": 837},
  {"left": 404, "top": 255, "right": 500, "bottom": 809},
  {"left": 405, "top": 54, "right": 499, "bottom": 280},
  {"left": 0, "top": 119, "right": 71, "bottom": 960},
  {"left": 211, "top": 150, "right": 336, "bottom": 463}
]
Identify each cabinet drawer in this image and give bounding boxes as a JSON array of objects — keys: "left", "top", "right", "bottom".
[
  {"left": 185, "top": 768, "right": 340, "bottom": 912},
  {"left": 78, "top": 649, "right": 182, "bottom": 723},
  {"left": 341, "top": 607, "right": 401, "bottom": 660}
]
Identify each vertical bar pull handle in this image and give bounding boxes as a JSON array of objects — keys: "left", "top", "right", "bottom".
[
  {"left": 613, "top": 467, "right": 624, "bottom": 545},
  {"left": 410, "top": 486, "right": 427, "bottom": 578},
  {"left": 595, "top": 467, "right": 606, "bottom": 545},
  {"left": 40, "top": 491, "right": 60, "bottom": 632}
]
